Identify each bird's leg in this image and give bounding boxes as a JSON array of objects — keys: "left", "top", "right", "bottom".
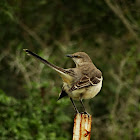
[
  {"left": 80, "top": 99, "right": 89, "bottom": 115},
  {"left": 70, "top": 97, "right": 79, "bottom": 114},
  {"left": 80, "top": 99, "right": 86, "bottom": 112}
]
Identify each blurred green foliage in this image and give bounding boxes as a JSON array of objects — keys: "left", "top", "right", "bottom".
[
  {"left": 0, "top": 89, "right": 72, "bottom": 140},
  {"left": 0, "top": 0, "right": 140, "bottom": 139}
]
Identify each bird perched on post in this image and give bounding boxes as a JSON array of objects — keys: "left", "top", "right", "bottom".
[{"left": 24, "top": 49, "right": 103, "bottom": 114}]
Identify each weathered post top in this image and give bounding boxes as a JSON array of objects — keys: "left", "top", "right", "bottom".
[{"left": 73, "top": 113, "right": 92, "bottom": 140}]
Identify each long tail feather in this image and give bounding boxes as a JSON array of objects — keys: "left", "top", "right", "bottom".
[
  {"left": 57, "top": 90, "right": 68, "bottom": 100},
  {"left": 24, "top": 49, "right": 66, "bottom": 74}
]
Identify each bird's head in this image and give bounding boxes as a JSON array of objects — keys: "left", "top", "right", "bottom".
[{"left": 66, "top": 52, "right": 92, "bottom": 67}]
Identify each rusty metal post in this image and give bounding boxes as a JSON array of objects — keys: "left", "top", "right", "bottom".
[{"left": 73, "top": 113, "right": 92, "bottom": 140}]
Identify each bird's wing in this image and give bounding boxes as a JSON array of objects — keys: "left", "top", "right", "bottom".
[{"left": 70, "top": 75, "right": 102, "bottom": 91}]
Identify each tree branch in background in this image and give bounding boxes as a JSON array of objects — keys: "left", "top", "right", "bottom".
[
  {"left": 105, "top": 0, "right": 140, "bottom": 44},
  {"left": 18, "top": 21, "right": 47, "bottom": 49}
]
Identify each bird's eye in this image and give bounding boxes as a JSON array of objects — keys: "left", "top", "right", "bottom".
[{"left": 74, "top": 55, "right": 80, "bottom": 58}]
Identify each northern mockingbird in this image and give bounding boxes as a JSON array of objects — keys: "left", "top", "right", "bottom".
[{"left": 24, "top": 49, "right": 103, "bottom": 114}]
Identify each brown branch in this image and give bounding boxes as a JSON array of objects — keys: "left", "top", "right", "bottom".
[
  {"left": 18, "top": 21, "right": 47, "bottom": 48},
  {"left": 105, "top": 0, "right": 140, "bottom": 44}
]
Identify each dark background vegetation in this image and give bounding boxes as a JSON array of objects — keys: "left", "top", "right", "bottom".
[{"left": 0, "top": 0, "right": 140, "bottom": 139}]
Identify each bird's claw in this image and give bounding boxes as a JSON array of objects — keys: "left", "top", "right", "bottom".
[{"left": 80, "top": 111, "right": 90, "bottom": 117}]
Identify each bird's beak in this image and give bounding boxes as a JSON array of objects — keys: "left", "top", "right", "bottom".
[{"left": 66, "top": 54, "right": 73, "bottom": 58}]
